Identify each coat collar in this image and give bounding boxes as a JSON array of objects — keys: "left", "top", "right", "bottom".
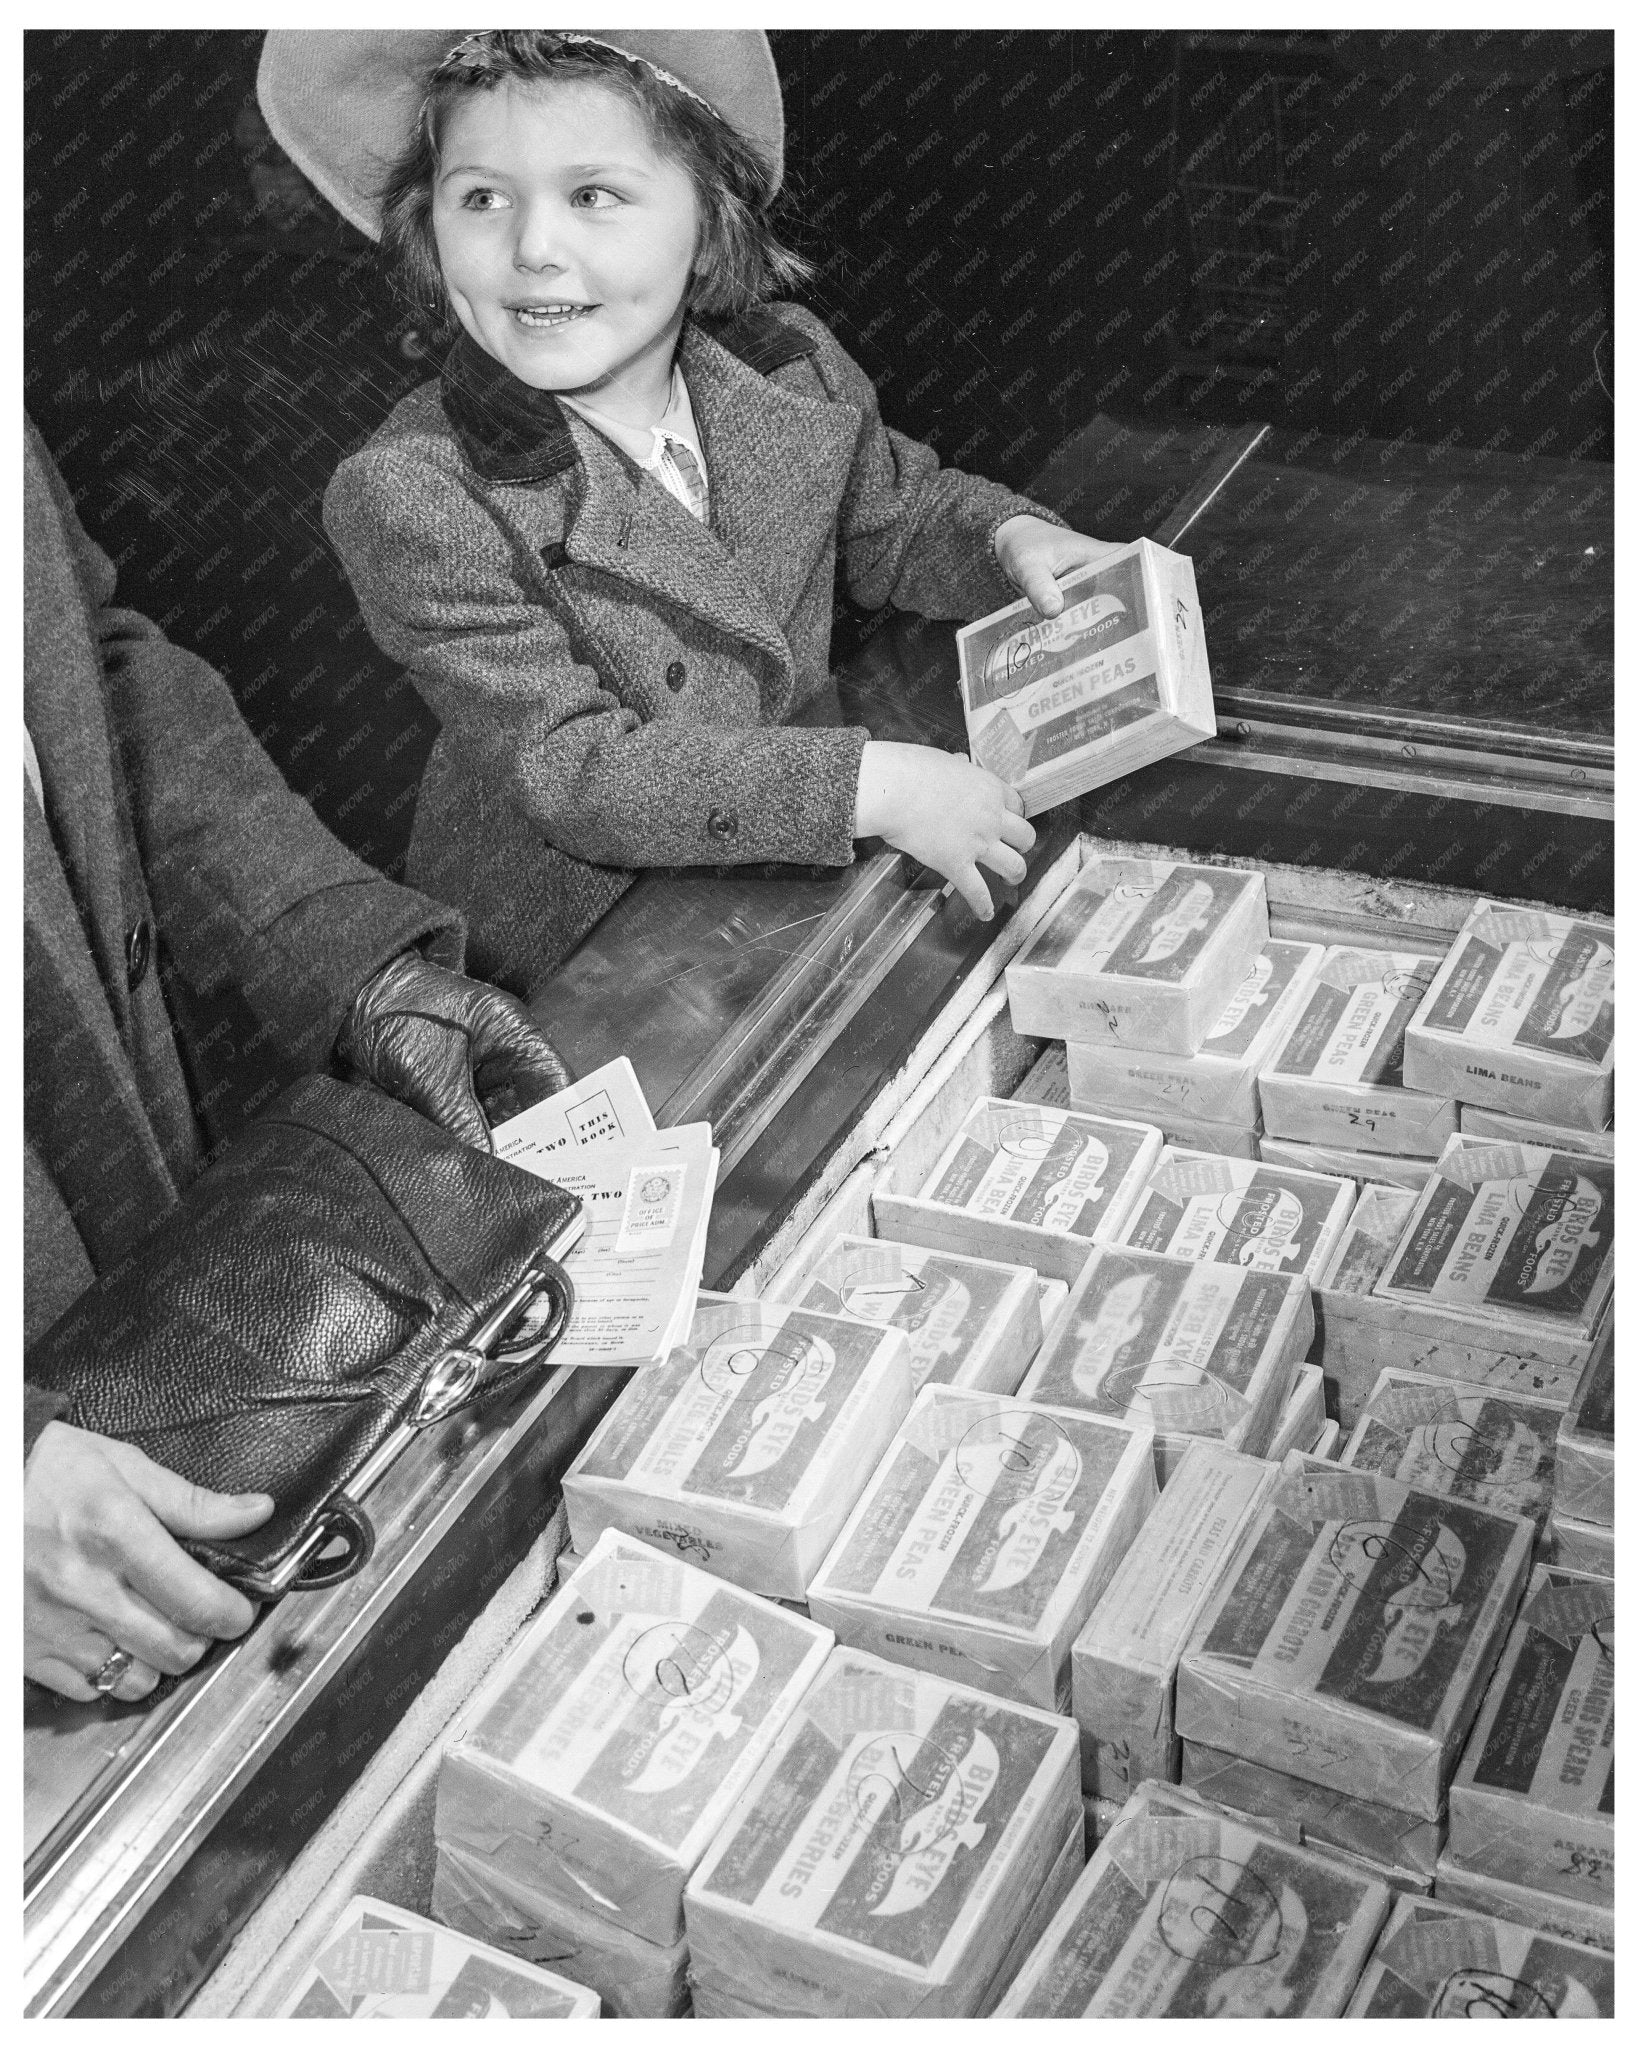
[{"left": 439, "top": 307, "right": 820, "bottom": 485}]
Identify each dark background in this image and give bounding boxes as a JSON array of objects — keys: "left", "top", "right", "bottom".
[{"left": 25, "top": 28, "right": 1614, "bottom": 880}]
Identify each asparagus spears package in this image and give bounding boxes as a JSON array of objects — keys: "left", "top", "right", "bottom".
[
  {"left": 1018, "top": 1243, "right": 1311, "bottom": 1458},
  {"left": 1006, "top": 856, "right": 1268, "bottom": 1055},
  {"left": 562, "top": 1295, "right": 912, "bottom": 1598},
  {"left": 806, "top": 1386, "right": 1155, "bottom": 1711},
  {"left": 435, "top": 1533, "right": 833, "bottom": 1945},
  {"left": 1340, "top": 1368, "right": 1562, "bottom": 1535},
  {"left": 1176, "top": 1454, "right": 1534, "bottom": 1821},
  {"left": 1403, "top": 902, "right": 1614, "bottom": 1130},
  {"left": 1446, "top": 1564, "right": 1613, "bottom": 1906},
  {"left": 682, "top": 1647, "right": 1081, "bottom": 2018},
  {"left": 1107, "top": 1147, "right": 1355, "bottom": 1285},
  {"left": 1344, "top": 1894, "right": 1615, "bottom": 2017},
  {"left": 993, "top": 1777, "right": 1390, "bottom": 2016}
]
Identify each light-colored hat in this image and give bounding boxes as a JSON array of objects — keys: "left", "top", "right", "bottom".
[{"left": 256, "top": 29, "right": 784, "bottom": 242}]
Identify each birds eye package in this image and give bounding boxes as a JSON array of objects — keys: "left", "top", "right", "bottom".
[
  {"left": 434, "top": 1532, "right": 833, "bottom": 1947},
  {"left": 1554, "top": 1317, "right": 1614, "bottom": 1527},
  {"left": 806, "top": 1385, "right": 1155, "bottom": 1711},
  {"left": 1340, "top": 1368, "right": 1562, "bottom": 1536},
  {"left": 875, "top": 1096, "right": 1162, "bottom": 1283},
  {"left": 1402, "top": 903, "right": 1614, "bottom": 1130},
  {"left": 562, "top": 1294, "right": 912, "bottom": 1598},
  {"left": 1446, "top": 1563, "right": 1613, "bottom": 1907},
  {"left": 1176, "top": 1454, "right": 1535, "bottom": 1821},
  {"left": 1018, "top": 1243, "right": 1311, "bottom": 1457},
  {"left": 276, "top": 1895, "right": 599, "bottom": 2018},
  {"left": 683, "top": 1646, "right": 1081, "bottom": 2018},
  {"left": 1266, "top": 1362, "right": 1328, "bottom": 1462},
  {"left": 773, "top": 1235, "right": 1041, "bottom": 1398},
  {"left": 1107, "top": 1147, "right": 1355, "bottom": 1285},
  {"left": 1371, "top": 1136, "right": 1614, "bottom": 1341},
  {"left": 993, "top": 1777, "right": 1390, "bottom": 2017},
  {"left": 955, "top": 539, "right": 1215, "bottom": 817},
  {"left": 1344, "top": 1893, "right": 1615, "bottom": 2018},
  {"left": 1005, "top": 857, "right": 1268, "bottom": 1055}
]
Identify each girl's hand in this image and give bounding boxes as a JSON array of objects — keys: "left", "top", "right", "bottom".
[
  {"left": 855, "top": 741, "right": 1035, "bottom": 921},
  {"left": 994, "top": 514, "right": 1127, "bottom": 618}
]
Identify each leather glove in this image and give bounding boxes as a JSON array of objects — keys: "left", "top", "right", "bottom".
[{"left": 336, "top": 953, "right": 574, "bottom": 1151}]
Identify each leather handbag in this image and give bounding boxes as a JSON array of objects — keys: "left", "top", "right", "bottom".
[{"left": 25, "top": 1075, "right": 585, "bottom": 1601}]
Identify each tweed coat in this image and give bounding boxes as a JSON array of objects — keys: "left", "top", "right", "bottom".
[
  {"left": 324, "top": 303, "right": 1057, "bottom": 994},
  {"left": 23, "top": 418, "right": 461, "bottom": 1440}
]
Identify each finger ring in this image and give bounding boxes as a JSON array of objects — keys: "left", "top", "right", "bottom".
[{"left": 91, "top": 1648, "right": 134, "bottom": 1695}]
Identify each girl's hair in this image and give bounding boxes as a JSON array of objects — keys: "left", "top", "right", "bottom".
[{"left": 378, "top": 31, "right": 812, "bottom": 334}]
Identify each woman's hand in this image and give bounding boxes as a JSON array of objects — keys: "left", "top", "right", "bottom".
[
  {"left": 855, "top": 740, "right": 1035, "bottom": 921},
  {"left": 24, "top": 1421, "right": 272, "bottom": 1703},
  {"left": 993, "top": 514, "right": 1127, "bottom": 618}
]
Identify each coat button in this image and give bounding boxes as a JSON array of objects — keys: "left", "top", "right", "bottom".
[
  {"left": 125, "top": 917, "right": 152, "bottom": 990},
  {"left": 665, "top": 659, "right": 686, "bottom": 692},
  {"left": 706, "top": 807, "right": 738, "bottom": 841}
]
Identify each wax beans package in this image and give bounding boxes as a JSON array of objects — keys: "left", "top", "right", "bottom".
[
  {"left": 1175, "top": 1454, "right": 1535, "bottom": 1822},
  {"left": 1340, "top": 1368, "right": 1562, "bottom": 1536},
  {"left": 561, "top": 1294, "right": 912, "bottom": 1598},
  {"left": 682, "top": 1646, "right": 1081, "bottom": 2019},
  {"left": 432, "top": 1842, "right": 688, "bottom": 2020},
  {"left": 1258, "top": 947, "right": 1456, "bottom": 1156},
  {"left": 1017, "top": 1243, "right": 1311, "bottom": 1459},
  {"left": 1555, "top": 1318, "right": 1613, "bottom": 1527},
  {"left": 875, "top": 1096, "right": 1162, "bottom": 1283},
  {"left": 1066, "top": 939, "right": 1325, "bottom": 1127},
  {"left": 1402, "top": 902, "right": 1614, "bottom": 1130},
  {"left": 1071, "top": 1440, "right": 1279, "bottom": 1799},
  {"left": 1446, "top": 1564, "right": 1613, "bottom": 1907},
  {"left": 1266, "top": 1363, "right": 1326, "bottom": 1463},
  {"left": 1344, "top": 1894, "right": 1615, "bottom": 2018},
  {"left": 1106, "top": 1146, "right": 1356, "bottom": 1285},
  {"left": 434, "top": 1532, "right": 833, "bottom": 1946},
  {"left": 1372, "top": 1136, "right": 1614, "bottom": 1341},
  {"left": 1006, "top": 856, "right": 1268, "bottom": 1055},
  {"left": 1180, "top": 1740, "right": 1444, "bottom": 1885},
  {"left": 276, "top": 1894, "right": 600, "bottom": 2019},
  {"left": 773, "top": 1234, "right": 1041, "bottom": 1398},
  {"left": 807, "top": 1387, "right": 1154, "bottom": 1711},
  {"left": 1430, "top": 1858, "right": 1614, "bottom": 1953},
  {"left": 993, "top": 1777, "right": 1390, "bottom": 2017}
]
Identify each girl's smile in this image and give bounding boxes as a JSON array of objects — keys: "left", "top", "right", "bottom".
[{"left": 432, "top": 78, "right": 699, "bottom": 428}]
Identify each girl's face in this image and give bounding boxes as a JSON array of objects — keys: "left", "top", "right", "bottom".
[{"left": 432, "top": 77, "right": 700, "bottom": 424}]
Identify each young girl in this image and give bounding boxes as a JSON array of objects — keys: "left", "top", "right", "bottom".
[{"left": 260, "top": 30, "right": 1121, "bottom": 991}]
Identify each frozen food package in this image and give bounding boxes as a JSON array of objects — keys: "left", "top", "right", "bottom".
[
  {"left": 276, "top": 1893, "right": 600, "bottom": 2018},
  {"left": 683, "top": 1646, "right": 1081, "bottom": 2019},
  {"left": 973, "top": 1808, "right": 1086, "bottom": 2015},
  {"left": 806, "top": 1386, "right": 1155, "bottom": 1711},
  {"left": 1106, "top": 1146, "right": 1355, "bottom": 1285},
  {"left": 1036, "top": 1275, "right": 1071, "bottom": 1346},
  {"left": 1372, "top": 1135, "right": 1614, "bottom": 1340},
  {"left": 1012, "top": 1041, "right": 1071, "bottom": 1107},
  {"left": 1431, "top": 1857, "right": 1613, "bottom": 1952},
  {"left": 1547, "top": 1509, "right": 1613, "bottom": 1577},
  {"left": 1340, "top": 1368, "right": 1562, "bottom": 1534},
  {"left": 1180, "top": 1739, "right": 1444, "bottom": 1883},
  {"left": 1403, "top": 902, "right": 1614, "bottom": 1130},
  {"left": 1176, "top": 1453, "right": 1535, "bottom": 1821},
  {"left": 432, "top": 1843, "right": 687, "bottom": 2019},
  {"left": 1151, "top": 1112, "right": 1261, "bottom": 1160},
  {"left": 562, "top": 1295, "right": 912, "bottom": 1599},
  {"left": 1344, "top": 1893, "right": 1615, "bottom": 2017},
  {"left": 1266, "top": 1362, "right": 1326, "bottom": 1463},
  {"left": 1554, "top": 1318, "right": 1613, "bottom": 1526},
  {"left": 1259, "top": 948, "right": 1457, "bottom": 1156},
  {"left": 1459, "top": 1102, "right": 1615, "bottom": 1157},
  {"left": 1019, "top": 1244, "right": 1312, "bottom": 1460},
  {"left": 1065, "top": 939, "right": 1325, "bottom": 1126},
  {"left": 1309, "top": 1418, "right": 1342, "bottom": 1459},
  {"left": 1257, "top": 1134, "right": 1434, "bottom": 1192},
  {"left": 1446, "top": 1563, "right": 1613, "bottom": 1906},
  {"left": 873, "top": 1096, "right": 1163, "bottom": 1283},
  {"left": 435, "top": 1531, "right": 833, "bottom": 1945},
  {"left": 1006, "top": 856, "right": 1268, "bottom": 1055},
  {"left": 993, "top": 1776, "right": 1390, "bottom": 2016},
  {"left": 772, "top": 1234, "right": 1041, "bottom": 1397},
  {"left": 1071, "top": 1440, "right": 1279, "bottom": 1798}
]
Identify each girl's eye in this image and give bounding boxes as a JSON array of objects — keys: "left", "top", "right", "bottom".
[
  {"left": 459, "top": 186, "right": 511, "bottom": 212},
  {"left": 570, "top": 185, "right": 621, "bottom": 210}
]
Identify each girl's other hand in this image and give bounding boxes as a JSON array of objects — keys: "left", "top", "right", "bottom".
[
  {"left": 993, "top": 514, "right": 1127, "bottom": 619},
  {"left": 855, "top": 741, "right": 1035, "bottom": 922}
]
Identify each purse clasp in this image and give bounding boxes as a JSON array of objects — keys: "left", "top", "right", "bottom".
[{"left": 412, "top": 1346, "right": 486, "bottom": 1426}]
